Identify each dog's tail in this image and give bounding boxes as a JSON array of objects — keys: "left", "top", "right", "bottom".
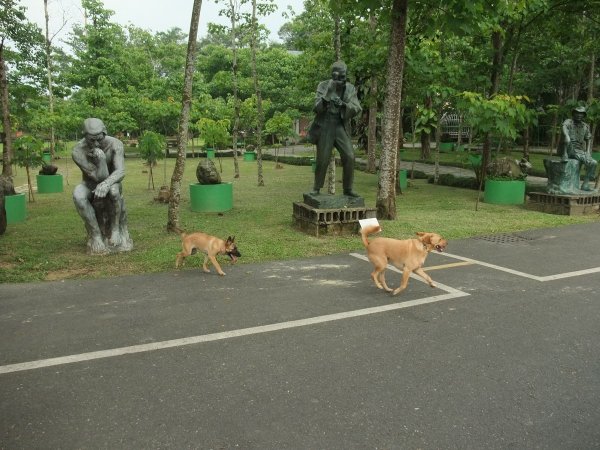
[{"left": 360, "top": 224, "right": 382, "bottom": 248}]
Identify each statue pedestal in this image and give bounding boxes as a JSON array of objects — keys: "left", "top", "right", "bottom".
[
  {"left": 543, "top": 158, "right": 582, "bottom": 194},
  {"left": 293, "top": 199, "right": 376, "bottom": 237},
  {"left": 526, "top": 191, "right": 600, "bottom": 216}
]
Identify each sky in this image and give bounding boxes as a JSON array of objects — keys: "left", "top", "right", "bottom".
[{"left": 20, "top": 0, "right": 305, "bottom": 45}]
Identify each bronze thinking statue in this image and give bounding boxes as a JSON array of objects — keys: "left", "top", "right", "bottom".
[
  {"left": 309, "top": 61, "right": 362, "bottom": 197},
  {"left": 560, "top": 106, "right": 597, "bottom": 191},
  {"left": 72, "top": 118, "right": 133, "bottom": 254}
]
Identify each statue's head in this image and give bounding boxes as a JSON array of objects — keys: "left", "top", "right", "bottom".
[
  {"left": 83, "top": 118, "right": 107, "bottom": 148},
  {"left": 572, "top": 106, "right": 587, "bottom": 122},
  {"left": 331, "top": 60, "right": 347, "bottom": 86}
]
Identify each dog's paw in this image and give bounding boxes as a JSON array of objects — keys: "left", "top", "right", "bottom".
[
  {"left": 218, "top": 271, "right": 226, "bottom": 276},
  {"left": 429, "top": 282, "right": 437, "bottom": 288}
]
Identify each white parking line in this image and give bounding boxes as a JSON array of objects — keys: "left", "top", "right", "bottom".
[
  {"left": 442, "top": 251, "right": 600, "bottom": 282},
  {"left": 0, "top": 260, "right": 470, "bottom": 375}
]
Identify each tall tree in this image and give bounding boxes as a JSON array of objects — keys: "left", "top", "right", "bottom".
[
  {"left": 0, "top": 0, "right": 44, "bottom": 177},
  {"left": 376, "top": 0, "right": 408, "bottom": 220},
  {"left": 42, "top": 0, "right": 67, "bottom": 157},
  {"left": 228, "top": 0, "right": 241, "bottom": 178},
  {"left": 167, "top": 0, "right": 203, "bottom": 232},
  {"left": 248, "top": 0, "right": 275, "bottom": 186}
]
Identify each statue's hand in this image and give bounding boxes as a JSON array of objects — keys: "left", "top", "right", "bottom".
[
  {"left": 87, "top": 147, "right": 105, "bottom": 160},
  {"left": 331, "top": 95, "right": 343, "bottom": 107},
  {"left": 323, "top": 80, "right": 336, "bottom": 101},
  {"left": 94, "top": 182, "right": 110, "bottom": 198}
]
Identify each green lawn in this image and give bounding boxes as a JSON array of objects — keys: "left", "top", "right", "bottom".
[{"left": 1, "top": 152, "right": 597, "bottom": 284}]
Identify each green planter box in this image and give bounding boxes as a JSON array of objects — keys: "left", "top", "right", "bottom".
[
  {"left": 397, "top": 169, "right": 408, "bottom": 190},
  {"left": 310, "top": 158, "right": 316, "bottom": 173},
  {"left": 5, "top": 193, "right": 27, "bottom": 224},
  {"left": 243, "top": 151, "right": 256, "bottom": 161},
  {"left": 189, "top": 182, "right": 233, "bottom": 212},
  {"left": 205, "top": 149, "right": 215, "bottom": 159},
  {"left": 592, "top": 152, "right": 600, "bottom": 162},
  {"left": 439, "top": 142, "right": 454, "bottom": 152},
  {"left": 36, "top": 174, "right": 63, "bottom": 193},
  {"left": 469, "top": 154, "right": 482, "bottom": 169},
  {"left": 42, "top": 152, "right": 52, "bottom": 164},
  {"left": 484, "top": 179, "right": 526, "bottom": 205}
]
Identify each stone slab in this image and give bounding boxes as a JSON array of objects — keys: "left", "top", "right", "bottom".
[{"left": 302, "top": 193, "right": 365, "bottom": 209}]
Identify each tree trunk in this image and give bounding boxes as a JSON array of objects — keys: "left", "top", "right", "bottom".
[
  {"left": 251, "top": 0, "right": 265, "bottom": 187},
  {"left": 230, "top": 0, "right": 240, "bottom": 179},
  {"left": 0, "top": 46, "right": 13, "bottom": 178},
  {"left": 588, "top": 49, "right": 596, "bottom": 152},
  {"left": 43, "top": 0, "right": 56, "bottom": 157},
  {"left": 327, "top": 13, "right": 343, "bottom": 194},
  {"left": 522, "top": 126, "right": 530, "bottom": 160},
  {"left": 367, "top": 76, "right": 378, "bottom": 174},
  {"left": 376, "top": 0, "right": 408, "bottom": 220},
  {"left": 167, "top": 0, "right": 202, "bottom": 232},
  {"left": 26, "top": 166, "right": 34, "bottom": 202}
]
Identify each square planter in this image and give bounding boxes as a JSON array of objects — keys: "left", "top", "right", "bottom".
[
  {"left": 468, "top": 154, "right": 482, "bottom": 169},
  {"left": 205, "top": 149, "right": 215, "bottom": 159},
  {"left": 438, "top": 142, "right": 454, "bottom": 152},
  {"left": 189, "top": 182, "right": 233, "bottom": 212},
  {"left": 5, "top": 193, "right": 27, "bottom": 223},
  {"left": 36, "top": 174, "right": 63, "bottom": 193},
  {"left": 484, "top": 179, "right": 526, "bottom": 205},
  {"left": 397, "top": 169, "right": 408, "bottom": 191},
  {"left": 243, "top": 151, "right": 256, "bottom": 161}
]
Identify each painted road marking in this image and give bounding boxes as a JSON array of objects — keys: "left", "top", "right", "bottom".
[
  {"left": 423, "top": 261, "right": 474, "bottom": 271},
  {"left": 349, "top": 253, "right": 466, "bottom": 294},
  {"left": 437, "top": 251, "right": 600, "bottom": 282},
  {"left": 0, "top": 289, "right": 469, "bottom": 375},
  {"left": 4, "top": 247, "right": 597, "bottom": 376}
]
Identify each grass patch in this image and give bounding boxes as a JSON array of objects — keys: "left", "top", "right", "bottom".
[{"left": 1, "top": 154, "right": 596, "bottom": 284}]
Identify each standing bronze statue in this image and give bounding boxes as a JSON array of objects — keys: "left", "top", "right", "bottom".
[
  {"left": 309, "top": 61, "right": 362, "bottom": 197},
  {"left": 560, "top": 106, "right": 597, "bottom": 191},
  {"left": 72, "top": 118, "right": 133, "bottom": 254}
]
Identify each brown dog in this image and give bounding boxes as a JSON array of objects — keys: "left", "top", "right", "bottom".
[
  {"left": 175, "top": 229, "right": 241, "bottom": 276},
  {"left": 360, "top": 224, "right": 447, "bottom": 295}
]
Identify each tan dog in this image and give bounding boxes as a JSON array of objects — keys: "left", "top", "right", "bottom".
[
  {"left": 360, "top": 224, "right": 447, "bottom": 295},
  {"left": 175, "top": 229, "right": 241, "bottom": 276}
]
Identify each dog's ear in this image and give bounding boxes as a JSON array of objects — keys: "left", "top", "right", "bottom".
[
  {"left": 416, "top": 232, "right": 433, "bottom": 244},
  {"left": 227, "top": 236, "right": 235, "bottom": 242}
]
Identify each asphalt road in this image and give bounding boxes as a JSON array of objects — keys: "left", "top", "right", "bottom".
[{"left": 1, "top": 222, "right": 599, "bottom": 449}]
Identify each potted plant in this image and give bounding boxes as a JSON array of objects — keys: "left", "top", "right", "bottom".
[
  {"left": 13, "top": 135, "right": 44, "bottom": 202},
  {"left": 1, "top": 174, "right": 21, "bottom": 229},
  {"left": 264, "top": 111, "right": 296, "bottom": 169},
  {"left": 138, "top": 130, "right": 165, "bottom": 190},
  {"left": 458, "top": 92, "right": 531, "bottom": 204},
  {"left": 197, "top": 118, "right": 230, "bottom": 162},
  {"left": 190, "top": 158, "right": 233, "bottom": 213},
  {"left": 483, "top": 157, "right": 529, "bottom": 204}
]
